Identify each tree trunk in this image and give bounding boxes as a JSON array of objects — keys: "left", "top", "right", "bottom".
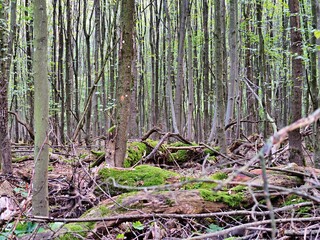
[
  {"left": 212, "top": 0, "right": 227, "bottom": 153},
  {"left": 0, "top": 0, "right": 13, "bottom": 174},
  {"left": 84, "top": 0, "right": 93, "bottom": 147},
  {"left": 93, "top": 0, "right": 101, "bottom": 138},
  {"left": 163, "top": 0, "right": 178, "bottom": 134},
  {"left": 51, "top": 0, "right": 58, "bottom": 145},
  {"left": 311, "top": 0, "right": 320, "bottom": 167},
  {"left": 202, "top": 0, "right": 209, "bottom": 139},
  {"left": 288, "top": 0, "right": 304, "bottom": 166},
  {"left": 58, "top": 0, "right": 65, "bottom": 144},
  {"left": 114, "top": 0, "right": 135, "bottom": 167},
  {"left": 186, "top": 2, "right": 194, "bottom": 141},
  {"left": 256, "top": 0, "right": 269, "bottom": 137},
  {"left": 65, "top": 0, "right": 73, "bottom": 140},
  {"left": 225, "top": 0, "right": 239, "bottom": 143},
  {"left": 25, "top": 0, "right": 34, "bottom": 138},
  {"left": 175, "top": 0, "right": 187, "bottom": 133},
  {"left": 32, "top": 0, "right": 49, "bottom": 216}
]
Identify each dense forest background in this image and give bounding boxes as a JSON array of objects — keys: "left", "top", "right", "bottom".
[
  {"left": 2, "top": 0, "right": 318, "bottom": 146},
  {"left": 1, "top": 0, "right": 320, "bottom": 238}
]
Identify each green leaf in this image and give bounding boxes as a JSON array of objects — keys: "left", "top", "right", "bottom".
[
  {"left": 132, "top": 221, "right": 145, "bottom": 230},
  {"left": 206, "top": 224, "right": 223, "bottom": 233},
  {"left": 108, "top": 125, "right": 116, "bottom": 133},
  {"left": 50, "top": 222, "right": 64, "bottom": 230},
  {"left": 314, "top": 30, "right": 320, "bottom": 39},
  {"left": 14, "top": 187, "right": 28, "bottom": 198},
  {"left": 116, "top": 233, "right": 125, "bottom": 239}
]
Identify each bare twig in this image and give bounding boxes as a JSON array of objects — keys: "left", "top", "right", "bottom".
[{"left": 188, "top": 217, "right": 320, "bottom": 239}]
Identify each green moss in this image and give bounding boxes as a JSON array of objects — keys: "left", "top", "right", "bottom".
[
  {"left": 169, "top": 149, "right": 189, "bottom": 162},
  {"left": 199, "top": 189, "right": 244, "bottom": 207},
  {"left": 204, "top": 146, "right": 220, "bottom": 156},
  {"left": 48, "top": 165, "right": 53, "bottom": 171},
  {"left": 58, "top": 223, "right": 90, "bottom": 239},
  {"left": 124, "top": 142, "right": 149, "bottom": 167},
  {"left": 283, "top": 195, "right": 311, "bottom": 215},
  {"left": 12, "top": 156, "right": 31, "bottom": 163},
  {"left": 91, "top": 150, "right": 105, "bottom": 158},
  {"left": 210, "top": 172, "right": 228, "bottom": 180},
  {"left": 230, "top": 185, "right": 247, "bottom": 192},
  {"left": 145, "top": 139, "right": 159, "bottom": 148},
  {"left": 99, "top": 165, "right": 178, "bottom": 188}
]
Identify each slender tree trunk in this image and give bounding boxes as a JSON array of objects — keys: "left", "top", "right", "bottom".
[
  {"left": 163, "top": 0, "right": 178, "bottom": 133},
  {"left": 256, "top": 0, "right": 269, "bottom": 137},
  {"left": 51, "top": 0, "right": 58, "bottom": 145},
  {"left": 0, "top": 0, "right": 13, "bottom": 174},
  {"left": 74, "top": 0, "right": 81, "bottom": 142},
  {"left": 175, "top": 0, "right": 187, "bottom": 133},
  {"left": 225, "top": 0, "right": 239, "bottom": 142},
  {"left": 65, "top": 0, "right": 73, "bottom": 140},
  {"left": 281, "top": 4, "right": 289, "bottom": 128},
  {"left": 84, "top": 0, "right": 93, "bottom": 147},
  {"left": 211, "top": 0, "right": 226, "bottom": 153},
  {"left": 93, "top": 0, "right": 101, "bottom": 138},
  {"left": 58, "top": 0, "right": 65, "bottom": 143},
  {"left": 202, "top": 0, "right": 209, "bottom": 139},
  {"left": 311, "top": 0, "right": 320, "bottom": 167},
  {"left": 32, "top": 0, "right": 49, "bottom": 216},
  {"left": 114, "top": 0, "right": 135, "bottom": 167},
  {"left": 186, "top": 2, "right": 194, "bottom": 141},
  {"left": 244, "top": 2, "right": 255, "bottom": 136},
  {"left": 25, "top": 0, "right": 34, "bottom": 137},
  {"left": 288, "top": 0, "right": 304, "bottom": 166},
  {"left": 150, "top": 0, "right": 157, "bottom": 127}
]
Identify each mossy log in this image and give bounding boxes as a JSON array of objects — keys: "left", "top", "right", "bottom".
[
  {"left": 56, "top": 165, "right": 306, "bottom": 239},
  {"left": 93, "top": 139, "right": 218, "bottom": 168}
]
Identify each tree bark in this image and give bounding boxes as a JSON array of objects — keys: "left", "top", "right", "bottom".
[
  {"left": 175, "top": 0, "right": 187, "bottom": 133},
  {"left": 186, "top": 2, "right": 194, "bottom": 141},
  {"left": 25, "top": 0, "right": 34, "bottom": 136},
  {"left": 32, "top": 0, "right": 49, "bottom": 216},
  {"left": 211, "top": 0, "right": 227, "bottom": 153},
  {"left": 163, "top": 0, "right": 178, "bottom": 134},
  {"left": 65, "top": 0, "right": 73, "bottom": 140},
  {"left": 0, "top": 0, "right": 13, "bottom": 174},
  {"left": 311, "top": 0, "right": 320, "bottom": 167},
  {"left": 202, "top": 0, "right": 209, "bottom": 139},
  {"left": 225, "top": 0, "right": 239, "bottom": 143},
  {"left": 288, "top": 0, "right": 304, "bottom": 166},
  {"left": 114, "top": 0, "right": 135, "bottom": 167}
]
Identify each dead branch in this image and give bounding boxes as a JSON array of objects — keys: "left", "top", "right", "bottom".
[
  {"left": 27, "top": 202, "right": 313, "bottom": 223},
  {"left": 188, "top": 217, "right": 320, "bottom": 240},
  {"left": 8, "top": 111, "right": 34, "bottom": 140},
  {"left": 143, "top": 131, "right": 192, "bottom": 161}
]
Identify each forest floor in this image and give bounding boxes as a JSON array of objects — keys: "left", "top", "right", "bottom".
[{"left": 1, "top": 129, "right": 320, "bottom": 239}]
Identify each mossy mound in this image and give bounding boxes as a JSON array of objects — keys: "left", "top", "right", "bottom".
[
  {"left": 183, "top": 172, "right": 246, "bottom": 207},
  {"left": 98, "top": 165, "right": 179, "bottom": 195},
  {"left": 199, "top": 187, "right": 245, "bottom": 207},
  {"left": 58, "top": 223, "right": 91, "bottom": 240},
  {"left": 124, "top": 142, "right": 150, "bottom": 167}
]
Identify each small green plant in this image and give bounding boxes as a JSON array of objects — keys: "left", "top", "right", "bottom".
[
  {"left": 0, "top": 222, "right": 45, "bottom": 239},
  {"left": 14, "top": 187, "right": 28, "bottom": 198},
  {"left": 132, "top": 221, "right": 145, "bottom": 230},
  {"left": 116, "top": 233, "right": 125, "bottom": 239},
  {"left": 206, "top": 223, "right": 223, "bottom": 233}
]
